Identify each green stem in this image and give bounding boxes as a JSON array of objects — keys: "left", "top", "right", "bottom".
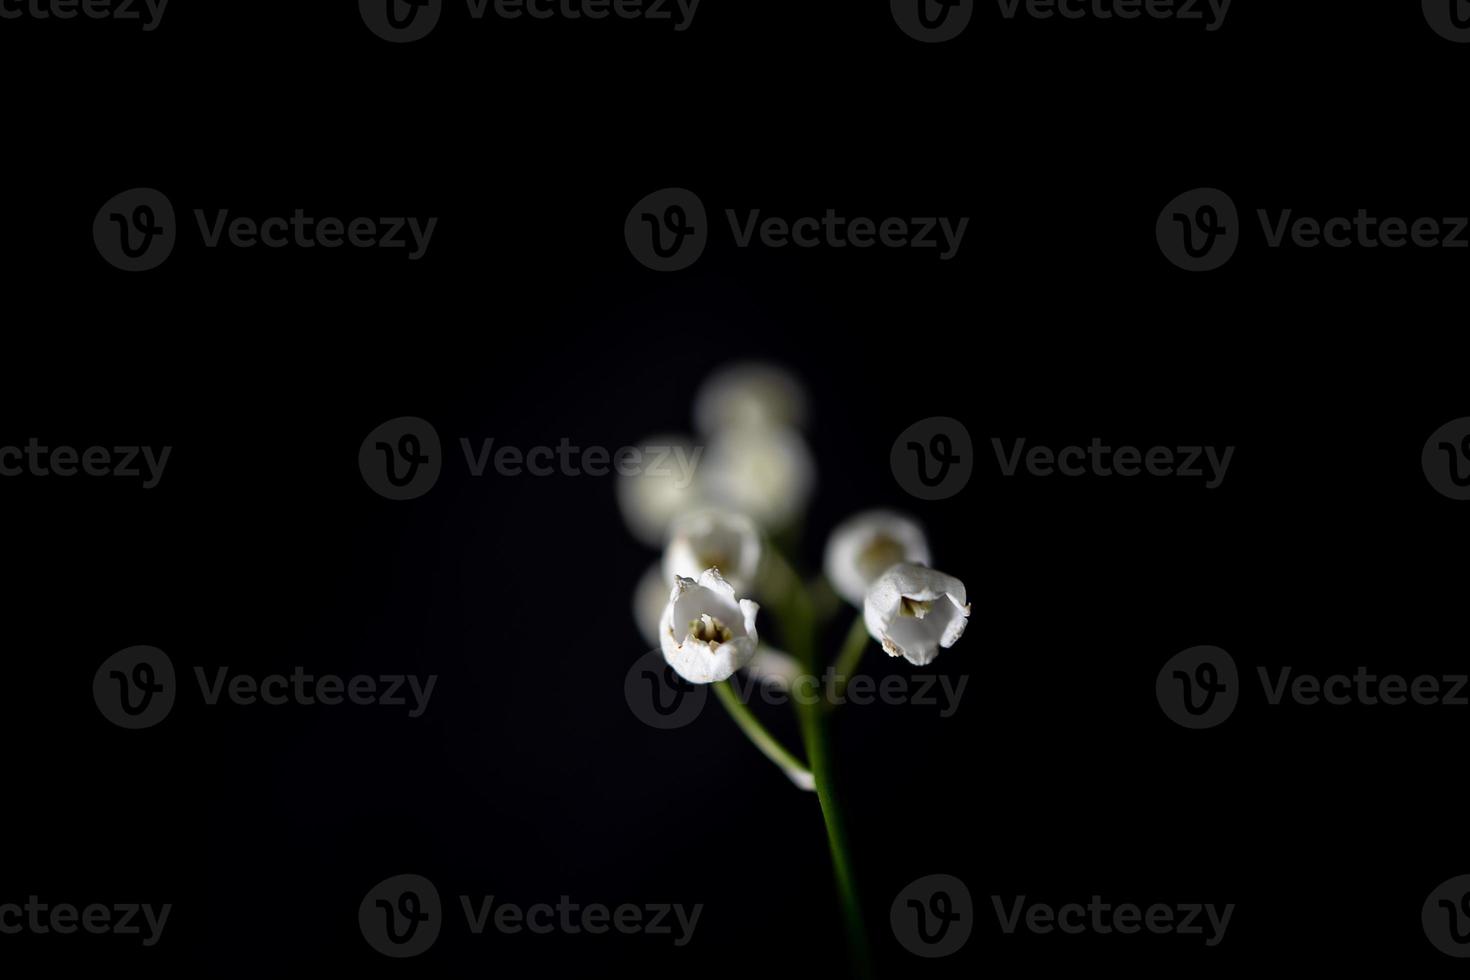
[
  {"left": 827, "top": 614, "right": 872, "bottom": 707},
  {"left": 797, "top": 697, "right": 874, "bottom": 978},
  {"left": 714, "top": 680, "right": 812, "bottom": 789},
  {"left": 761, "top": 546, "right": 874, "bottom": 978}
]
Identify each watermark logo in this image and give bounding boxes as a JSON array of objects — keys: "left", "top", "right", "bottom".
[
  {"left": 997, "top": 0, "right": 1231, "bottom": 30},
  {"left": 626, "top": 188, "right": 968, "bottom": 270},
  {"left": 360, "top": 417, "right": 443, "bottom": 500},
  {"left": 1424, "top": 875, "right": 1470, "bottom": 957},
  {"left": 94, "top": 650, "right": 437, "bottom": 728},
  {"left": 892, "top": 874, "right": 973, "bottom": 957},
  {"left": 361, "top": 874, "right": 442, "bottom": 958},
  {"left": 0, "top": 0, "right": 169, "bottom": 29},
  {"left": 94, "top": 188, "right": 176, "bottom": 272},
  {"left": 360, "top": 419, "right": 699, "bottom": 499},
  {"left": 1156, "top": 645, "right": 1238, "bottom": 729},
  {"left": 625, "top": 188, "right": 708, "bottom": 272},
  {"left": 93, "top": 646, "right": 175, "bottom": 729},
  {"left": 0, "top": 898, "right": 171, "bottom": 946},
  {"left": 1424, "top": 0, "right": 1470, "bottom": 42},
  {"left": 361, "top": 873, "right": 701, "bottom": 955},
  {"left": 360, "top": 0, "right": 443, "bottom": 42},
  {"left": 624, "top": 649, "right": 708, "bottom": 730},
  {"left": 1423, "top": 417, "right": 1470, "bottom": 500},
  {"left": 993, "top": 438, "right": 1234, "bottom": 487},
  {"left": 96, "top": 190, "right": 437, "bottom": 270},
  {"left": 994, "top": 896, "right": 1234, "bottom": 945},
  {"left": 1157, "top": 187, "right": 1238, "bottom": 272},
  {"left": 0, "top": 439, "right": 171, "bottom": 488},
  {"left": 891, "top": 0, "right": 974, "bottom": 42},
  {"left": 891, "top": 417, "right": 974, "bottom": 500}
]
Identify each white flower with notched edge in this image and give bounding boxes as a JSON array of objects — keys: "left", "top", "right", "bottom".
[
  {"left": 702, "top": 425, "right": 815, "bottom": 531},
  {"left": 663, "top": 508, "right": 763, "bottom": 595},
  {"left": 615, "top": 433, "right": 704, "bottom": 547},
  {"left": 694, "top": 362, "right": 808, "bottom": 435},
  {"left": 823, "top": 510, "right": 932, "bottom": 606},
  {"left": 660, "top": 568, "right": 760, "bottom": 684},
  {"left": 863, "top": 563, "right": 969, "bottom": 666}
]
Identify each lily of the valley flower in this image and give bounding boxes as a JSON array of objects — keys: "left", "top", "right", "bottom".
[
  {"left": 823, "top": 510, "right": 932, "bottom": 606},
  {"left": 661, "top": 568, "right": 761, "bottom": 684},
  {"left": 615, "top": 433, "right": 704, "bottom": 547},
  {"left": 663, "top": 508, "right": 763, "bottom": 595},
  {"left": 863, "top": 562, "right": 970, "bottom": 667},
  {"left": 702, "top": 425, "right": 816, "bottom": 531},
  {"left": 694, "top": 362, "right": 808, "bottom": 435}
]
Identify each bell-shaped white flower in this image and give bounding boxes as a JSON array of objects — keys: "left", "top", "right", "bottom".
[
  {"left": 823, "top": 510, "right": 932, "bottom": 606},
  {"left": 663, "top": 508, "right": 763, "bottom": 596},
  {"left": 615, "top": 433, "right": 704, "bottom": 547},
  {"left": 701, "top": 425, "right": 815, "bottom": 531},
  {"left": 660, "top": 568, "right": 760, "bottom": 684},
  {"left": 864, "top": 563, "right": 970, "bottom": 667},
  {"left": 694, "top": 361, "right": 808, "bottom": 435}
]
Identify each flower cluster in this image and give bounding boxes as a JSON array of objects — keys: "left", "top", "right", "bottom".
[{"left": 619, "top": 362, "right": 970, "bottom": 686}]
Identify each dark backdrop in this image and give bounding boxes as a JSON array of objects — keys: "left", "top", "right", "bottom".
[{"left": 2, "top": 1, "right": 1467, "bottom": 976}]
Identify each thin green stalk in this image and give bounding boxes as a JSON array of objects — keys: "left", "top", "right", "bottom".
[
  {"left": 714, "top": 680, "right": 812, "bottom": 788},
  {"left": 827, "top": 613, "right": 871, "bottom": 707},
  {"left": 796, "top": 695, "right": 874, "bottom": 978},
  {"left": 761, "top": 546, "right": 874, "bottom": 979}
]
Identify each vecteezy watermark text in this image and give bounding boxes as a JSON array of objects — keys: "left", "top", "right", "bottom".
[
  {"left": 93, "top": 646, "right": 437, "bottom": 729},
  {"left": 359, "top": 416, "right": 700, "bottom": 500},
  {"left": 0, "top": 898, "right": 171, "bottom": 946},
  {"left": 625, "top": 188, "right": 968, "bottom": 271},
  {"left": 0, "top": 439, "right": 170, "bottom": 488},
  {"left": 0, "top": 0, "right": 168, "bottom": 29},
  {"left": 359, "top": 874, "right": 701, "bottom": 958}
]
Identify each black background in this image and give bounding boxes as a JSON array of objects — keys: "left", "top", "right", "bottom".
[{"left": 2, "top": 0, "right": 1468, "bottom": 975}]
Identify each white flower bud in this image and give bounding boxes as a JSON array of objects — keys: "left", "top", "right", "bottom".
[
  {"left": 660, "top": 568, "right": 760, "bottom": 684},
  {"left": 663, "top": 508, "right": 763, "bottom": 596},
  {"left": 823, "top": 510, "right": 932, "bottom": 606},
  {"left": 693, "top": 362, "right": 808, "bottom": 435},
  {"left": 701, "top": 425, "right": 815, "bottom": 531},
  {"left": 863, "top": 563, "right": 970, "bottom": 667},
  {"left": 615, "top": 433, "right": 704, "bottom": 547}
]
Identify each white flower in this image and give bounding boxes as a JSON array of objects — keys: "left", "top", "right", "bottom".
[
  {"left": 823, "top": 510, "right": 932, "bottom": 606},
  {"left": 863, "top": 563, "right": 970, "bottom": 667},
  {"left": 663, "top": 508, "right": 763, "bottom": 596},
  {"left": 633, "top": 562, "right": 670, "bottom": 647},
  {"left": 615, "top": 433, "right": 704, "bottom": 546},
  {"left": 660, "top": 568, "right": 760, "bottom": 684},
  {"left": 694, "top": 362, "right": 808, "bottom": 435},
  {"left": 701, "top": 425, "right": 815, "bottom": 531}
]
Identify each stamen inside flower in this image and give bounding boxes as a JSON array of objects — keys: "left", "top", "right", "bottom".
[
  {"left": 689, "top": 613, "right": 734, "bottom": 646},
  {"left": 899, "top": 596, "right": 933, "bottom": 619},
  {"left": 698, "top": 552, "right": 730, "bottom": 574}
]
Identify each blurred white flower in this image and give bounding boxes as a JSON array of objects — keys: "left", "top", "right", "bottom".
[
  {"left": 615, "top": 433, "right": 704, "bottom": 547},
  {"left": 823, "top": 510, "right": 932, "bottom": 606},
  {"left": 663, "top": 508, "right": 763, "bottom": 596},
  {"left": 661, "top": 568, "right": 760, "bottom": 684},
  {"left": 633, "top": 562, "right": 670, "bottom": 647},
  {"left": 702, "top": 425, "right": 815, "bottom": 531},
  {"left": 694, "top": 361, "right": 808, "bottom": 435},
  {"left": 744, "top": 646, "right": 803, "bottom": 693},
  {"left": 863, "top": 563, "right": 970, "bottom": 667}
]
